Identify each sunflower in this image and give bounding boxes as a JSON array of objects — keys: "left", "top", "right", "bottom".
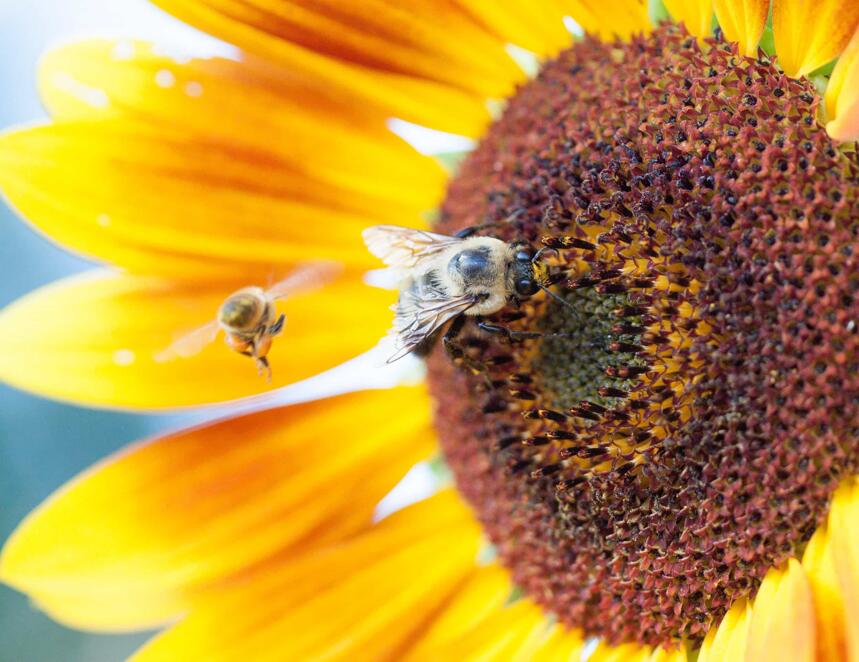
[{"left": 1, "top": 0, "right": 859, "bottom": 659}]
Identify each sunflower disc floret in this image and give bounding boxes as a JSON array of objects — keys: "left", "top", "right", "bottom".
[{"left": 428, "top": 24, "right": 859, "bottom": 646}]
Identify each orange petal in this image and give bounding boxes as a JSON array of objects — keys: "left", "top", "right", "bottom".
[
  {"left": 825, "top": 23, "right": 859, "bottom": 142},
  {"left": 744, "top": 559, "right": 816, "bottom": 662},
  {"left": 0, "top": 387, "right": 435, "bottom": 631},
  {"left": 558, "top": 0, "right": 652, "bottom": 40},
  {"left": 456, "top": 1, "right": 572, "bottom": 57},
  {"left": 664, "top": 0, "right": 714, "bottom": 40},
  {"left": 0, "top": 271, "right": 393, "bottom": 409},
  {"left": 697, "top": 599, "right": 753, "bottom": 662},
  {"left": 772, "top": 0, "right": 859, "bottom": 78},
  {"left": 802, "top": 523, "right": 849, "bottom": 661},
  {"left": 131, "top": 491, "right": 483, "bottom": 662},
  {"left": 713, "top": 0, "right": 769, "bottom": 57},
  {"left": 1, "top": 78, "right": 443, "bottom": 277},
  {"left": 150, "top": 0, "right": 516, "bottom": 136},
  {"left": 828, "top": 478, "right": 859, "bottom": 661}
]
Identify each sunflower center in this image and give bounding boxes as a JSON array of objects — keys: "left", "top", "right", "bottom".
[{"left": 427, "top": 24, "right": 859, "bottom": 646}]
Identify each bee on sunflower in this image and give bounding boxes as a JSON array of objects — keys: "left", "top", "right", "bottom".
[{"left": 0, "top": 1, "right": 858, "bottom": 660}]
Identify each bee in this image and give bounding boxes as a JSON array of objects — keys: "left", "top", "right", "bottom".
[
  {"left": 156, "top": 263, "right": 339, "bottom": 379},
  {"left": 363, "top": 225, "right": 558, "bottom": 363}
]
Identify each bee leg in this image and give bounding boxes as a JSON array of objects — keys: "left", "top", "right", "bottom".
[
  {"left": 454, "top": 226, "right": 482, "bottom": 239},
  {"left": 443, "top": 317, "right": 493, "bottom": 385},
  {"left": 441, "top": 315, "right": 467, "bottom": 360},
  {"left": 247, "top": 336, "right": 272, "bottom": 382},
  {"left": 268, "top": 313, "right": 286, "bottom": 336},
  {"left": 477, "top": 321, "right": 543, "bottom": 343},
  {"left": 255, "top": 355, "right": 272, "bottom": 382}
]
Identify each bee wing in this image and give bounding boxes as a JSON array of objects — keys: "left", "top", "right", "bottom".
[
  {"left": 265, "top": 262, "right": 342, "bottom": 301},
  {"left": 387, "top": 292, "right": 478, "bottom": 363},
  {"left": 154, "top": 320, "right": 221, "bottom": 362},
  {"left": 362, "top": 225, "right": 462, "bottom": 270}
]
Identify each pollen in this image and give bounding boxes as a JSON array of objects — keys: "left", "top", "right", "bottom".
[{"left": 427, "top": 25, "right": 859, "bottom": 647}]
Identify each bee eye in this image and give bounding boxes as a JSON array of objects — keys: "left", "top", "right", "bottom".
[
  {"left": 515, "top": 277, "right": 539, "bottom": 297},
  {"left": 514, "top": 249, "right": 532, "bottom": 263}
]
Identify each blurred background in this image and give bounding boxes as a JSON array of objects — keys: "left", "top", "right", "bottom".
[{"left": 0, "top": 2, "right": 231, "bottom": 659}]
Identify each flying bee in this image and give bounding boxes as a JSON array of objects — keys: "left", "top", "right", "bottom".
[
  {"left": 363, "top": 225, "right": 567, "bottom": 363},
  {"left": 156, "top": 263, "right": 339, "bottom": 379}
]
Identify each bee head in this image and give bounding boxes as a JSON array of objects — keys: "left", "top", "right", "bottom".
[{"left": 509, "top": 244, "right": 541, "bottom": 297}]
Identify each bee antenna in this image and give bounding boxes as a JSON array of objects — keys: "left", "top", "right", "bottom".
[
  {"left": 531, "top": 247, "right": 557, "bottom": 263},
  {"left": 538, "top": 283, "right": 577, "bottom": 312}
]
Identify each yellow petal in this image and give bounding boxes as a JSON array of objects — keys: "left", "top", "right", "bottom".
[
  {"left": 664, "top": 0, "right": 714, "bottom": 40},
  {"left": 713, "top": 0, "right": 769, "bottom": 57},
  {"left": 590, "top": 640, "right": 686, "bottom": 662},
  {"left": 697, "top": 599, "right": 753, "bottom": 662},
  {"left": 445, "top": 601, "right": 550, "bottom": 662},
  {"left": 0, "top": 118, "right": 440, "bottom": 277},
  {"left": 406, "top": 599, "right": 550, "bottom": 662},
  {"left": 131, "top": 491, "right": 483, "bottom": 662},
  {"left": 773, "top": 0, "right": 859, "bottom": 78},
  {"left": 403, "top": 573, "right": 557, "bottom": 662},
  {"left": 589, "top": 641, "right": 652, "bottom": 662},
  {"left": 0, "top": 271, "right": 393, "bottom": 409},
  {"left": 558, "top": 0, "right": 652, "bottom": 41},
  {"left": 802, "top": 524, "right": 848, "bottom": 662},
  {"left": 183, "top": 0, "right": 523, "bottom": 95},
  {"left": 38, "top": 40, "right": 444, "bottom": 209},
  {"left": 825, "top": 23, "right": 859, "bottom": 142},
  {"left": 744, "top": 559, "right": 816, "bottom": 662},
  {"left": 527, "top": 624, "right": 585, "bottom": 662},
  {"left": 648, "top": 645, "right": 688, "bottom": 662},
  {"left": 0, "top": 387, "right": 435, "bottom": 631},
  {"left": 407, "top": 564, "right": 514, "bottom": 651},
  {"left": 456, "top": 0, "right": 572, "bottom": 57},
  {"left": 42, "top": 41, "right": 376, "bottom": 133},
  {"left": 828, "top": 478, "right": 859, "bottom": 661},
  {"left": 150, "top": 0, "right": 515, "bottom": 136}
]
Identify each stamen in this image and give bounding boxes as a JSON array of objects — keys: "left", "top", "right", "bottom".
[
  {"left": 546, "top": 430, "right": 577, "bottom": 440},
  {"left": 542, "top": 236, "right": 597, "bottom": 251},
  {"left": 522, "top": 408, "right": 568, "bottom": 422},
  {"left": 523, "top": 436, "right": 551, "bottom": 447},
  {"left": 531, "top": 463, "right": 564, "bottom": 478}
]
